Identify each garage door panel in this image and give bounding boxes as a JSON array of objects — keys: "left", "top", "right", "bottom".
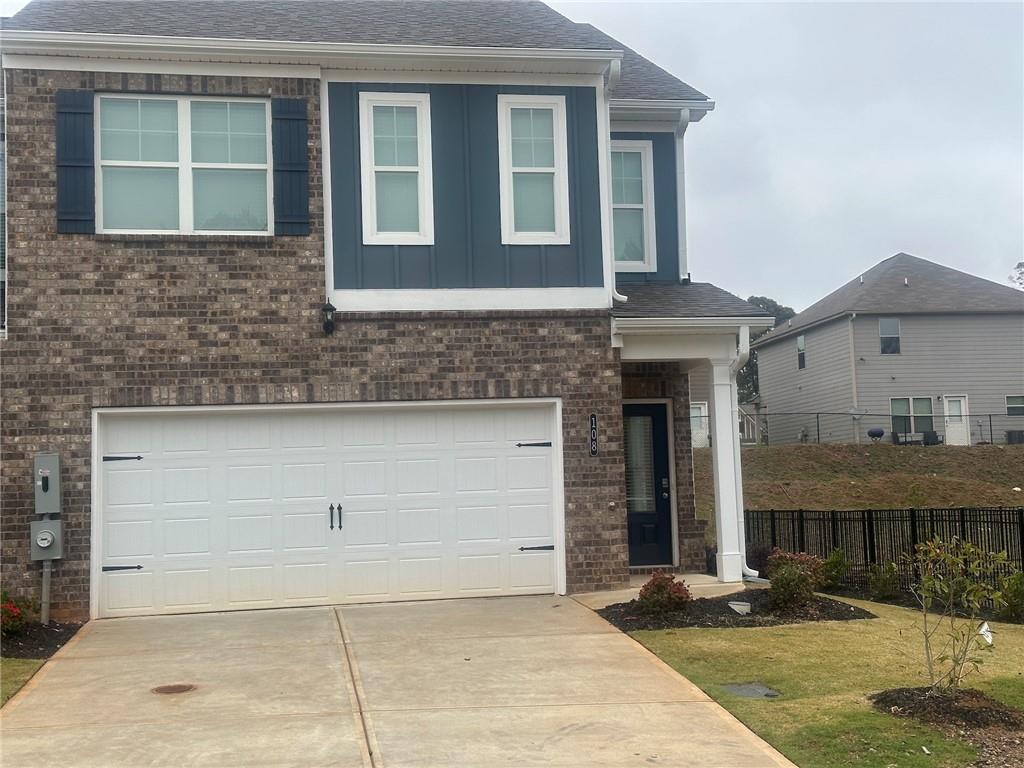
[
  {"left": 455, "top": 505, "right": 501, "bottom": 542},
  {"left": 227, "top": 465, "right": 274, "bottom": 502},
  {"left": 106, "top": 469, "right": 154, "bottom": 507},
  {"left": 163, "top": 518, "right": 210, "bottom": 556},
  {"left": 163, "top": 569, "right": 212, "bottom": 609},
  {"left": 343, "top": 460, "right": 388, "bottom": 497},
  {"left": 163, "top": 467, "right": 210, "bottom": 505},
  {"left": 343, "top": 509, "right": 388, "bottom": 547},
  {"left": 228, "top": 565, "right": 275, "bottom": 604},
  {"left": 228, "top": 515, "right": 274, "bottom": 553},
  {"left": 397, "top": 507, "right": 442, "bottom": 545},
  {"left": 281, "top": 463, "right": 328, "bottom": 500},
  {"left": 99, "top": 403, "right": 559, "bottom": 617},
  {"left": 509, "top": 552, "right": 555, "bottom": 589}
]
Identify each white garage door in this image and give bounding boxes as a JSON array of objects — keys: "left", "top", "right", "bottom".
[{"left": 96, "top": 402, "right": 560, "bottom": 617}]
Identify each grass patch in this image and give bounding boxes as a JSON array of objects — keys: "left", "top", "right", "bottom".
[
  {"left": 633, "top": 597, "right": 1024, "bottom": 767},
  {"left": 1, "top": 658, "right": 44, "bottom": 705},
  {"left": 693, "top": 443, "right": 1024, "bottom": 541}
]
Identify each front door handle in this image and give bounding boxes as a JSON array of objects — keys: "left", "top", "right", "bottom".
[
  {"left": 329, "top": 504, "right": 335, "bottom": 530},
  {"left": 337, "top": 502, "right": 343, "bottom": 530}
]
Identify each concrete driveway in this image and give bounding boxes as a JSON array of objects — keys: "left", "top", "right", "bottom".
[{"left": 1, "top": 596, "right": 792, "bottom": 767}]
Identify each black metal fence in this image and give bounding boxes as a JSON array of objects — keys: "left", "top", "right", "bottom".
[
  {"left": 745, "top": 507, "right": 1024, "bottom": 589},
  {"left": 731, "top": 411, "right": 1024, "bottom": 446}
]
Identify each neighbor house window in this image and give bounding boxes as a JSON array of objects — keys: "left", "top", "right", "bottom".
[
  {"left": 879, "top": 317, "right": 901, "bottom": 354},
  {"left": 496, "top": 94, "right": 569, "bottom": 245},
  {"left": 891, "top": 397, "right": 933, "bottom": 434},
  {"left": 1007, "top": 396, "right": 1024, "bottom": 416},
  {"left": 97, "top": 95, "right": 272, "bottom": 234},
  {"left": 611, "top": 140, "right": 656, "bottom": 272},
  {"left": 796, "top": 334, "right": 806, "bottom": 369},
  {"left": 358, "top": 92, "right": 433, "bottom": 245}
]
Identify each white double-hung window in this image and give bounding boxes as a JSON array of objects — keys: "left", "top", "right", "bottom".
[
  {"left": 610, "top": 140, "right": 656, "bottom": 271},
  {"left": 358, "top": 92, "right": 434, "bottom": 245},
  {"left": 496, "top": 94, "right": 570, "bottom": 245},
  {"left": 96, "top": 95, "right": 272, "bottom": 234}
]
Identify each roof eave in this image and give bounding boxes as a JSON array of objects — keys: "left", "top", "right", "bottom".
[
  {"left": 0, "top": 29, "right": 623, "bottom": 74},
  {"left": 609, "top": 97, "right": 715, "bottom": 122}
]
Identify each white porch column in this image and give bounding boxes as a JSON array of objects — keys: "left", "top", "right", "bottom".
[{"left": 708, "top": 361, "right": 743, "bottom": 582}]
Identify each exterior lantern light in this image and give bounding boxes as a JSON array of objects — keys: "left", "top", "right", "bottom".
[{"left": 321, "top": 301, "right": 337, "bottom": 336}]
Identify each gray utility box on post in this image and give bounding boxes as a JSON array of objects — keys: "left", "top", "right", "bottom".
[
  {"left": 34, "top": 453, "right": 62, "bottom": 515},
  {"left": 31, "top": 519, "right": 63, "bottom": 561}
]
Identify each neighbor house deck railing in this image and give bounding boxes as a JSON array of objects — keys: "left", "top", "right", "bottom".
[{"left": 745, "top": 507, "right": 1024, "bottom": 589}]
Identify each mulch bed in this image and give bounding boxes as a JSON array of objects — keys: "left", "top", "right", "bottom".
[
  {"left": 2, "top": 622, "right": 82, "bottom": 659},
  {"left": 597, "top": 589, "right": 876, "bottom": 631},
  {"left": 871, "top": 687, "right": 1024, "bottom": 768}
]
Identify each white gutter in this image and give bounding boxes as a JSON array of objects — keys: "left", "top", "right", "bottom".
[
  {"left": 611, "top": 316, "right": 775, "bottom": 332},
  {"left": 0, "top": 30, "right": 622, "bottom": 73},
  {"left": 728, "top": 326, "right": 758, "bottom": 578}
]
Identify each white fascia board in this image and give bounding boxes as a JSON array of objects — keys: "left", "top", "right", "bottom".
[
  {"left": 612, "top": 316, "right": 775, "bottom": 333},
  {"left": 610, "top": 98, "right": 715, "bottom": 123},
  {"left": 0, "top": 30, "right": 621, "bottom": 75},
  {"left": 332, "top": 287, "right": 610, "bottom": 312}
]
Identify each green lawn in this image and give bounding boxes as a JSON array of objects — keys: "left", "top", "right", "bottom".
[
  {"left": 634, "top": 597, "right": 1024, "bottom": 768},
  {"left": 1, "top": 658, "right": 44, "bottom": 706}
]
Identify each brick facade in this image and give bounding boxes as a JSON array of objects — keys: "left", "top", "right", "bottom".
[
  {"left": 0, "top": 68, "right": 633, "bottom": 619},
  {"left": 621, "top": 362, "right": 708, "bottom": 572}
]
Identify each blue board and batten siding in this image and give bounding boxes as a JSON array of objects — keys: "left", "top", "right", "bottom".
[
  {"left": 611, "top": 132, "right": 679, "bottom": 284},
  {"left": 329, "top": 83, "right": 604, "bottom": 290}
]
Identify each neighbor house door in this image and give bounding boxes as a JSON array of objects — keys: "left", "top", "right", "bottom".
[
  {"left": 943, "top": 396, "right": 970, "bottom": 445},
  {"left": 623, "top": 404, "right": 673, "bottom": 566}
]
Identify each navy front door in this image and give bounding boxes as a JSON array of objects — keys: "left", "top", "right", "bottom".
[{"left": 623, "top": 404, "right": 673, "bottom": 566}]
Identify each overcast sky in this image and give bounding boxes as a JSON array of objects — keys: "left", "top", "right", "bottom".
[
  {"left": 553, "top": 1, "right": 1024, "bottom": 309},
  {"left": 3, "top": 0, "right": 1021, "bottom": 310}
]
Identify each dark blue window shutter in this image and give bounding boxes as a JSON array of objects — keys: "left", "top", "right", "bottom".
[
  {"left": 271, "top": 98, "right": 310, "bottom": 236},
  {"left": 56, "top": 90, "right": 95, "bottom": 234}
]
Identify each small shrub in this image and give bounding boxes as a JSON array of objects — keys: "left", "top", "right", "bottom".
[
  {"left": 769, "top": 563, "right": 816, "bottom": 610},
  {"left": 635, "top": 571, "right": 692, "bottom": 615},
  {"left": 997, "top": 571, "right": 1024, "bottom": 623},
  {"left": 907, "top": 538, "right": 1008, "bottom": 693},
  {"left": 1, "top": 590, "right": 31, "bottom": 636},
  {"left": 821, "top": 549, "right": 850, "bottom": 589},
  {"left": 867, "top": 562, "right": 900, "bottom": 600},
  {"left": 766, "top": 549, "right": 825, "bottom": 589}
]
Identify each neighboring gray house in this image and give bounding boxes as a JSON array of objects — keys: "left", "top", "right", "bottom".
[{"left": 753, "top": 253, "right": 1024, "bottom": 445}]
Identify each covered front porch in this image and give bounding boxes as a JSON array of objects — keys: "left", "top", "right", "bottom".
[{"left": 612, "top": 282, "right": 775, "bottom": 583}]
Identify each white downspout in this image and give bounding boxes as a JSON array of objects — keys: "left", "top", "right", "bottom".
[
  {"left": 729, "top": 325, "right": 759, "bottom": 578},
  {"left": 675, "top": 108, "right": 690, "bottom": 282},
  {"left": 603, "top": 59, "right": 628, "bottom": 303}
]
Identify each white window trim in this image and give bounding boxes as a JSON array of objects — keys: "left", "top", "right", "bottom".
[
  {"left": 95, "top": 94, "right": 274, "bottom": 236},
  {"left": 496, "top": 93, "right": 570, "bottom": 246},
  {"left": 889, "top": 396, "right": 935, "bottom": 433},
  {"left": 1006, "top": 395, "right": 1024, "bottom": 416},
  {"left": 610, "top": 139, "right": 657, "bottom": 273},
  {"left": 357, "top": 92, "right": 434, "bottom": 246},
  {"left": 879, "top": 316, "right": 901, "bottom": 353}
]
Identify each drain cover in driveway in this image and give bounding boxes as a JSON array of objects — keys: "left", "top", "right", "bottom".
[
  {"left": 151, "top": 684, "right": 196, "bottom": 695},
  {"left": 722, "top": 682, "right": 780, "bottom": 698}
]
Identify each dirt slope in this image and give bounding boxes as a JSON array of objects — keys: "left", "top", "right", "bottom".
[{"left": 693, "top": 444, "right": 1024, "bottom": 538}]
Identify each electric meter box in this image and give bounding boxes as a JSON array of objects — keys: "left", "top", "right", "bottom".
[
  {"left": 30, "top": 519, "right": 63, "bottom": 561},
  {"left": 34, "top": 453, "right": 62, "bottom": 515}
]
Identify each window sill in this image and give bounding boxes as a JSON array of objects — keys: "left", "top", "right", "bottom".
[{"left": 94, "top": 233, "right": 280, "bottom": 244}]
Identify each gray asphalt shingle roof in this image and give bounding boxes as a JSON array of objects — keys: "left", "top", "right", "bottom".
[
  {"left": 755, "top": 252, "right": 1024, "bottom": 347},
  {"left": 612, "top": 282, "right": 773, "bottom": 319},
  {"left": 4, "top": 0, "right": 709, "bottom": 102}
]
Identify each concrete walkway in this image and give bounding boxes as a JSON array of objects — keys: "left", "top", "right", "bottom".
[{"left": 2, "top": 596, "right": 793, "bottom": 767}]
